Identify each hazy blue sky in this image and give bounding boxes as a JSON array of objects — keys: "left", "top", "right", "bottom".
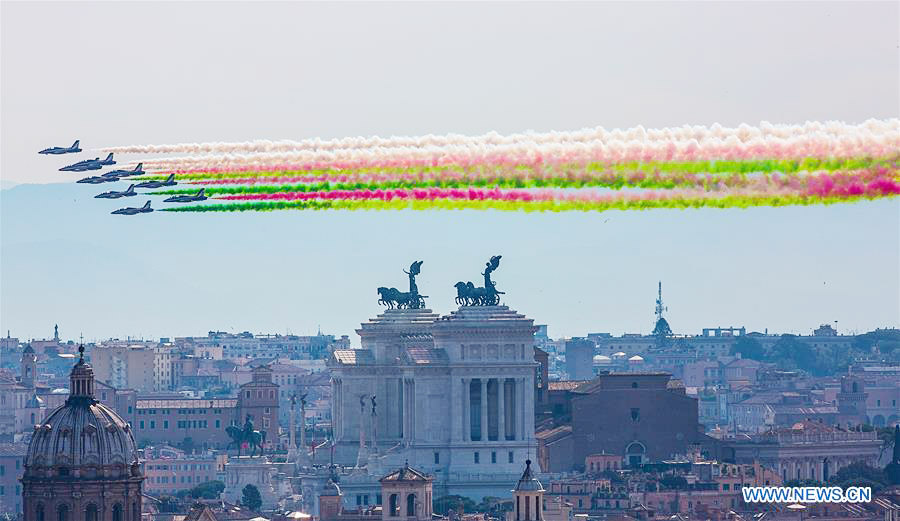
[{"left": 2, "top": 2, "right": 898, "bottom": 342}]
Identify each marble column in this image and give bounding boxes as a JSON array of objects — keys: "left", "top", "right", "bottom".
[
  {"left": 481, "top": 378, "right": 489, "bottom": 442},
  {"left": 498, "top": 378, "right": 506, "bottom": 441}
]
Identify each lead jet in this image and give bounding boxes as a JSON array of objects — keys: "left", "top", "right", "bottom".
[
  {"left": 112, "top": 200, "right": 153, "bottom": 215},
  {"left": 135, "top": 174, "right": 176, "bottom": 189},
  {"left": 76, "top": 174, "right": 119, "bottom": 184},
  {"left": 95, "top": 184, "right": 136, "bottom": 199},
  {"left": 102, "top": 163, "right": 143, "bottom": 178},
  {"left": 39, "top": 140, "right": 81, "bottom": 155},
  {"left": 163, "top": 188, "right": 207, "bottom": 203}
]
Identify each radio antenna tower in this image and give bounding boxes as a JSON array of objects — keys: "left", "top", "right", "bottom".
[{"left": 655, "top": 281, "right": 667, "bottom": 322}]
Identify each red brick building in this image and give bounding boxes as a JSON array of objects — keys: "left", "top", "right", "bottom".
[{"left": 538, "top": 373, "right": 720, "bottom": 471}]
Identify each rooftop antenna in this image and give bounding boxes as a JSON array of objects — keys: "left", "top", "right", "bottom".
[{"left": 655, "top": 281, "right": 667, "bottom": 322}]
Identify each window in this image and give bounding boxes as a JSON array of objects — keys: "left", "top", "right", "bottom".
[
  {"left": 434, "top": 452, "right": 440, "bottom": 464},
  {"left": 216, "top": 420, "right": 221, "bottom": 428},
  {"left": 36, "top": 504, "right": 45, "bottom": 521},
  {"left": 631, "top": 408, "right": 640, "bottom": 421},
  {"left": 474, "top": 452, "right": 480, "bottom": 464},
  {"left": 406, "top": 494, "right": 416, "bottom": 516},
  {"left": 150, "top": 421, "right": 156, "bottom": 429},
  {"left": 57, "top": 505, "right": 69, "bottom": 521},
  {"left": 85, "top": 505, "right": 98, "bottom": 521},
  {"left": 491, "top": 451, "right": 497, "bottom": 464},
  {"left": 164, "top": 420, "right": 169, "bottom": 429},
  {"left": 509, "top": 451, "right": 514, "bottom": 463},
  {"left": 139, "top": 421, "right": 144, "bottom": 429}
]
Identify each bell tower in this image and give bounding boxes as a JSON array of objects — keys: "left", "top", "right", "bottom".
[
  {"left": 511, "top": 460, "right": 544, "bottom": 521},
  {"left": 21, "top": 345, "right": 37, "bottom": 389}
]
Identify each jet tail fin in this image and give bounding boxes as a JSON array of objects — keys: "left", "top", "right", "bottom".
[
  {"left": 105, "top": 153, "right": 114, "bottom": 162},
  {"left": 127, "top": 184, "right": 135, "bottom": 193},
  {"left": 197, "top": 188, "right": 205, "bottom": 196},
  {"left": 143, "top": 200, "right": 151, "bottom": 209},
  {"left": 72, "top": 140, "right": 80, "bottom": 149},
  {"left": 134, "top": 163, "right": 143, "bottom": 172},
  {"left": 167, "top": 174, "right": 175, "bottom": 182}
]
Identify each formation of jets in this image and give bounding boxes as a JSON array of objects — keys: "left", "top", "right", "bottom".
[{"left": 39, "top": 139, "right": 205, "bottom": 216}]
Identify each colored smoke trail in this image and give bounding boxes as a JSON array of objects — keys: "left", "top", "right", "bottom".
[
  {"left": 132, "top": 157, "right": 897, "bottom": 183},
  {"left": 162, "top": 191, "right": 892, "bottom": 213},
  {"left": 105, "top": 119, "right": 899, "bottom": 155},
  {"left": 148, "top": 168, "right": 899, "bottom": 197},
  {"left": 100, "top": 118, "right": 900, "bottom": 215}
]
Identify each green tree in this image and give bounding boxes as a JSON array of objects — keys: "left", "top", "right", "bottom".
[
  {"left": 187, "top": 480, "right": 225, "bottom": 499},
  {"left": 241, "top": 484, "right": 263, "bottom": 511},
  {"left": 434, "top": 495, "right": 477, "bottom": 516},
  {"left": 827, "top": 462, "right": 889, "bottom": 493},
  {"left": 731, "top": 336, "right": 764, "bottom": 360}
]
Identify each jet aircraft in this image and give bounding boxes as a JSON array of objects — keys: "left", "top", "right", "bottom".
[
  {"left": 95, "top": 184, "right": 137, "bottom": 199},
  {"left": 103, "top": 163, "right": 143, "bottom": 178},
  {"left": 76, "top": 175, "right": 119, "bottom": 184},
  {"left": 39, "top": 140, "right": 81, "bottom": 155},
  {"left": 135, "top": 174, "right": 176, "bottom": 189},
  {"left": 60, "top": 157, "right": 102, "bottom": 172},
  {"left": 163, "top": 188, "right": 207, "bottom": 203},
  {"left": 112, "top": 201, "right": 153, "bottom": 215}
]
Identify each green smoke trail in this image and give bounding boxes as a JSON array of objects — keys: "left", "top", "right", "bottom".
[{"left": 161, "top": 192, "right": 894, "bottom": 213}]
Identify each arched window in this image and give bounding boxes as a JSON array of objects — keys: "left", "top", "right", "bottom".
[
  {"left": 57, "top": 505, "right": 69, "bottom": 521},
  {"left": 113, "top": 504, "right": 122, "bottom": 521},
  {"left": 525, "top": 496, "right": 531, "bottom": 520},
  {"left": 626, "top": 442, "right": 646, "bottom": 467},
  {"left": 36, "top": 504, "right": 45, "bottom": 521},
  {"left": 389, "top": 494, "right": 399, "bottom": 517},
  {"left": 535, "top": 496, "right": 541, "bottom": 520},
  {"left": 406, "top": 494, "right": 416, "bottom": 516},
  {"left": 85, "top": 504, "right": 99, "bottom": 521}
]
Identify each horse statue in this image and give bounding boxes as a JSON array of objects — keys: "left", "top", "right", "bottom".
[
  {"left": 453, "top": 255, "right": 505, "bottom": 306},
  {"left": 378, "top": 261, "right": 427, "bottom": 310},
  {"left": 226, "top": 415, "right": 268, "bottom": 456}
]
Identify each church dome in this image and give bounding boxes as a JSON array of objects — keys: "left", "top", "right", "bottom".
[{"left": 24, "top": 352, "right": 139, "bottom": 479}]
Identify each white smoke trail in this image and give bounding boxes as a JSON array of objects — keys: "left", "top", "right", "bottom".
[
  {"left": 131, "top": 127, "right": 900, "bottom": 171},
  {"left": 102, "top": 119, "right": 900, "bottom": 156}
]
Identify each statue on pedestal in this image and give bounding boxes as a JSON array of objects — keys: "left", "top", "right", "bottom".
[
  {"left": 377, "top": 260, "right": 428, "bottom": 309},
  {"left": 454, "top": 255, "right": 505, "bottom": 306},
  {"left": 226, "top": 414, "right": 268, "bottom": 457}
]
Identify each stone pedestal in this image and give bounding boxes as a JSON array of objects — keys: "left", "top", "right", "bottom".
[{"left": 224, "top": 456, "right": 280, "bottom": 510}]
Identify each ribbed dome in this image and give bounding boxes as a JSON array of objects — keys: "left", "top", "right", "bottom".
[{"left": 24, "top": 352, "right": 139, "bottom": 479}]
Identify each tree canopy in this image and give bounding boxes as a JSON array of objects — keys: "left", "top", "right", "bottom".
[{"left": 241, "top": 484, "right": 263, "bottom": 511}]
